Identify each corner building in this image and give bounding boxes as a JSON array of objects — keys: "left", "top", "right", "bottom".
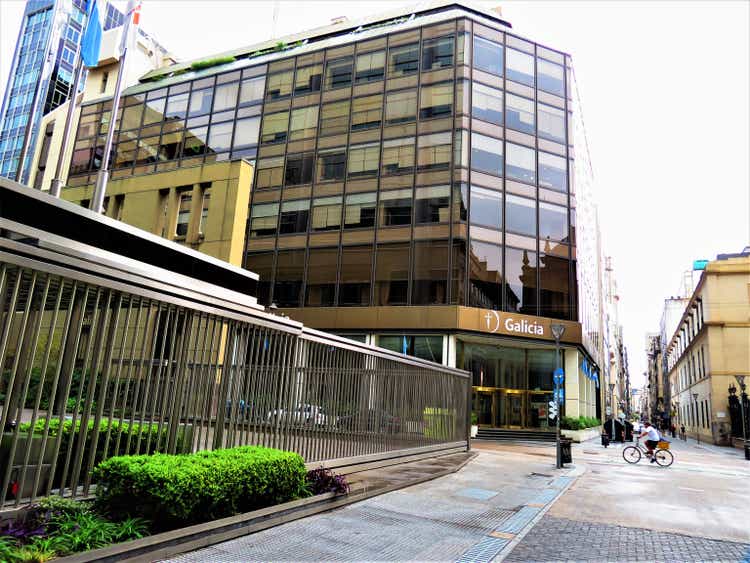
[{"left": 64, "top": 1, "right": 604, "bottom": 431}]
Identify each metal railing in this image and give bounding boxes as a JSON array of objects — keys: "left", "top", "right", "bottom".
[{"left": 0, "top": 215, "right": 469, "bottom": 508}]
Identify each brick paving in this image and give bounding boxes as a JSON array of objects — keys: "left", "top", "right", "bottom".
[{"left": 504, "top": 515, "right": 750, "bottom": 563}]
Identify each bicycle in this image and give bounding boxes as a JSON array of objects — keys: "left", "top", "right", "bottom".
[{"left": 622, "top": 437, "right": 674, "bottom": 467}]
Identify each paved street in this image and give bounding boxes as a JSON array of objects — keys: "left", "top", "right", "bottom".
[{"left": 166, "top": 436, "right": 750, "bottom": 562}]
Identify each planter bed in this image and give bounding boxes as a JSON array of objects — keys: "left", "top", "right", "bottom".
[{"left": 562, "top": 426, "right": 602, "bottom": 443}]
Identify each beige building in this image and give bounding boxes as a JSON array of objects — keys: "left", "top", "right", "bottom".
[{"left": 666, "top": 249, "right": 750, "bottom": 445}]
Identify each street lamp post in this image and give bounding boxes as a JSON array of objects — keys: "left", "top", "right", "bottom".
[
  {"left": 608, "top": 383, "right": 615, "bottom": 440},
  {"left": 692, "top": 392, "right": 699, "bottom": 444},
  {"left": 736, "top": 376, "right": 747, "bottom": 448},
  {"left": 551, "top": 323, "right": 565, "bottom": 470}
]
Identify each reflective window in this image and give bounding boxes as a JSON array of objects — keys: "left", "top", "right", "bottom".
[
  {"left": 506, "top": 94, "right": 534, "bottom": 135},
  {"left": 539, "top": 201, "right": 567, "bottom": 241},
  {"left": 469, "top": 240, "right": 502, "bottom": 310},
  {"left": 505, "top": 247, "right": 537, "bottom": 314},
  {"left": 351, "top": 94, "right": 382, "bottom": 131},
  {"left": 289, "top": 105, "right": 319, "bottom": 140},
  {"left": 320, "top": 100, "right": 349, "bottom": 136},
  {"left": 233, "top": 116, "right": 260, "bottom": 148},
  {"left": 382, "top": 136, "right": 415, "bottom": 176},
  {"left": 344, "top": 192, "right": 376, "bottom": 228},
  {"left": 379, "top": 188, "right": 412, "bottom": 227},
  {"left": 505, "top": 142, "right": 536, "bottom": 184},
  {"left": 506, "top": 48, "right": 534, "bottom": 86},
  {"left": 388, "top": 43, "right": 419, "bottom": 77},
  {"left": 539, "top": 252, "right": 569, "bottom": 319},
  {"left": 470, "top": 185, "right": 502, "bottom": 230},
  {"left": 413, "top": 241, "right": 449, "bottom": 305},
  {"left": 454, "top": 129, "right": 468, "bottom": 168},
  {"left": 312, "top": 195, "right": 342, "bottom": 231},
  {"left": 454, "top": 183, "right": 468, "bottom": 221},
  {"left": 213, "top": 82, "right": 239, "bottom": 112},
  {"left": 175, "top": 191, "right": 192, "bottom": 236},
  {"left": 472, "top": 82, "right": 503, "bottom": 125},
  {"left": 355, "top": 51, "right": 385, "bottom": 83},
  {"left": 239, "top": 76, "right": 265, "bottom": 105},
  {"left": 266, "top": 70, "right": 293, "bottom": 100},
  {"left": 189, "top": 88, "right": 213, "bottom": 116},
  {"left": 339, "top": 245, "right": 372, "bottom": 306},
  {"left": 294, "top": 64, "right": 322, "bottom": 95},
  {"left": 538, "top": 103, "right": 565, "bottom": 143},
  {"left": 207, "top": 122, "right": 233, "bottom": 153},
  {"left": 379, "top": 334, "right": 444, "bottom": 362},
  {"left": 250, "top": 202, "right": 279, "bottom": 237},
  {"left": 348, "top": 142, "right": 380, "bottom": 178},
  {"left": 284, "top": 152, "right": 314, "bottom": 185},
  {"left": 417, "top": 132, "right": 452, "bottom": 171},
  {"left": 325, "top": 57, "right": 353, "bottom": 89},
  {"left": 159, "top": 130, "right": 182, "bottom": 161},
  {"left": 422, "top": 36, "right": 454, "bottom": 71},
  {"left": 528, "top": 349, "right": 555, "bottom": 390},
  {"left": 505, "top": 194, "right": 536, "bottom": 236},
  {"left": 274, "top": 249, "right": 305, "bottom": 307},
  {"left": 420, "top": 82, "right": 453, "bottom": 119},
  {"left": 279, "top": 199, "right": 310, "bottom": 234},
  {"left": 473, "top": 36, "right": 503, "bottom": 76},
  {"left": 305, "top": 247, "right": 337, "bottom": 306},
  {"left": 538, "top": 151, "right": 567, "bottom": 192},
  {"left": 183, "top": 127, "right": 208, "bottom": 156},
  {"left": 317, "top": 147, "right": 346, "bottom": 181},
  {"left": 260, "top": 111, "right": 289, "bottom": 144},
  {"left": 120, "top": 104, "right": 142, "bottom": 130},
  {"left": 246, "top": 252, "right": 273, "bottom": 305},
  {"left": 415, "top": 185, "right": 450, "bottom": 223},
  {"left": 385, "top": 90, "right": 417, "bottom": 124},
  {"left": 165, "top": 93, "right": 188, "bottom": 119},
  {"left": 256, "top": 156, "right": 284, "bottom": 188},
  {"left": 375, "top": 243, "right": 410, "bottom": 305},
  {"left": 538, "top": 59, "right": 564, "bottom": 96},
  {"left": 471, "top": 133, "right": 503, "bottom": 176}
]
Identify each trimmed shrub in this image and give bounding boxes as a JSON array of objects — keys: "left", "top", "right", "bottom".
[
  {"left": 93, "top": 446, "right": 307, "bottom": 527},
  {"left": 190, "top": 56, "right": 236, "bottom": 71}
]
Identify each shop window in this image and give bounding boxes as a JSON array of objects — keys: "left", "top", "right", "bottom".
[
  {"left": 412, "top": 240, "right": 449, "bottom": 305},
  {"left": 325, "top": 57, "right": 353, "bottom": 89},
  {"left": 414, "top": 185, "right": 450, "bottom": 223},
  {"left": 528, "top": 349, "right": 555, "bottom": 390},
  {"left": 417, "top": 132, "right": 452, "bottom": 171},
  {"left": 382, "top": 136, "right": 415, "bottom": 175},
  {"left": 294, "top": 64, "right": 322, "bottom": 95},
  {"left": 351, "top": 95, "right": 382, "bottom": 131},
  {"left": 506, "top": 48, "right": 535, "bottom": 86},
  {"left": 422, "top": 36, "right": 454, "bottom": 71},
  {"left": 284, "top": 152, "right": 314, "bottom": 185},
  {"left": 311, "top": 196, "right": 342, "bottom": 231},
  {"left": 471, "top": 133, "right": 503, "bottom": 176},
  {"left": 419, "top": 82, "right": 453, "bottom": 119},
  {"left": 375, "top": 243, "right": 410, "bottom": 305},
  {"left": 473, "top": 36, "right": 502, "bottom": 76},
  {"left": 339, "top": 245, "right": 372, "bottom": 306},
  {"left": 468, "top": 240, "right": 502, "bottom": 310},
  {"left": 355, "top": 51, "right": 385, "bottom": 83},
  {"left": 305, "top": 247, "right": 338, "bottom": 306},
  {"left": 344, "top": 192, "right": 377, "bottom": 229},
  {"left": 249, "top": 202, "right": 279, "bottom": 237},
  {"left": 317, "top": 147, "right": 347, "bottom": 182},
  {"left": 385, "top": 90, "right": 417, "bottom": 124},
  {"left": 348, "top": 142, "right": 380, "bottom": 178},
  {"left": 472, "top": 82, "right": 503, "bottom": 126},
  {"left": 505, "top": 142, "right": 536, "bottom": 185},
  {"left": 379, "top": 188, "right": 412, "bottom": 227}
]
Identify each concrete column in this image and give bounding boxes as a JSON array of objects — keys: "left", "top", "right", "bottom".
[{"left": 564, "top": 349, "right": 580, "bottom": 418}]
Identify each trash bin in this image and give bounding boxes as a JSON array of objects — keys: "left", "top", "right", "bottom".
[
  {"left": 744, "top": 440, "right": 750, "bottom": 461},
  {"left": 560, "top": 437, "right": 573, "bottom": 465},
  {"left": 600, "top": 432, "right": 610, "bottom": 447}
]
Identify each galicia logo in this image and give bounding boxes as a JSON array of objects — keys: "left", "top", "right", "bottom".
[{"left": 504, "top": 317, "right": 544, "bottom": 336}]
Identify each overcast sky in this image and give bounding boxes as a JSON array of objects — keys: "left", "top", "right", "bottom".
[{"left": 1, "top": 1, "right": 748, "bottom": 388}]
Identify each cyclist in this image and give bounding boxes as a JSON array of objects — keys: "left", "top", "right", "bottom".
[{"left": 638, "top": 421, "right": 661, "bottom": 463}]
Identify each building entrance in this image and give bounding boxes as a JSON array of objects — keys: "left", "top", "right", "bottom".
[{"left": 473, "top": 389, "right": 554, "bottom": 429}]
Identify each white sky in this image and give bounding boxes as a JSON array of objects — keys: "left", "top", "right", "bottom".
[{"left": 1, "top": 0, "right": 749, "bottom": 389}]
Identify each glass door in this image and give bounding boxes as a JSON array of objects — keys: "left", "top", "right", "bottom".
[
  {"left": 528, "top": 392, "right": 554, "bottom": 429},
  {"left": 504, "top": 391, "right": 524, "bottom": 427}
]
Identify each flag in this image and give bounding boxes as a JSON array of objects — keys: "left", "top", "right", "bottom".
[
  {"left": 80, "top": 0, "right": 102, "bottom": 68},
  {"left": 118, "top": 0, "right": 142, "bottom": 56}
]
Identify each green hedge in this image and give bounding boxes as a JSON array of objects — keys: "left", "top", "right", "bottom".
[
  {"left": 561, "top": 416, "right": 601, "bottom": 430},
  {"left": 93, "top": 446, "right": 307, "bottom": 527}
]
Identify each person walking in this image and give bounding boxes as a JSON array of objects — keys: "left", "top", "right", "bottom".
[{"left": 670, "top": 423, "right": 676, "bottom": 438}]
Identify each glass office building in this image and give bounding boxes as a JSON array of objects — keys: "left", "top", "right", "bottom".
[
  {"left": 0, "top": 0, "right": 125, "bottom": 182},
  {"left": 65, "top": 1, "right": 604, "bottom": 430}
]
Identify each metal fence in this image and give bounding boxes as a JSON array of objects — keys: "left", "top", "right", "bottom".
[{"left": 0, "top": 221, "right": 469, "bottom": 509}]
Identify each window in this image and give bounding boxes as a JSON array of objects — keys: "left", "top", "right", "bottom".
[
  {"left": 412, "top": 241, "right": 449, "bottom": 305},
  {"left": 348, "top": 142, "right": 379, "bottom": 178},
  {"left": 506, "top": 48, "right": 534, "bottom": 86},
  {"left": 207, "top": 122, "right": 233, "bottom": 153},
  {"left": 100, "top": 71, "right": 109, "bottom": 93},
  {"left": 505, "top": 247, "right": 537, "bottom": 314},
  {"left": 388, "top": 43, "right": 419, "bottom": 77},
  {"left": 213, "top": 82, "right": 239, "bottom": 112},
  {"left": 175, "top": 191, "right": 192, "bottom": 236},
  {"left": 454, "top": 183, "right": 468, "bottom": 221},
  {"left": 344, "top": 192, "right": 376, "bottom": 229},
  {"left": 284, "top": 152, "right": 314, "bottom": 185},
  {"left": 317, "top": 147, "right": 346, "bottom": 181},
  {"left": 506, "top": 94, "right": 535, "bottom": 135},
  {"left": 473, "top": 36, "right": 502, "bottom": 76},
  {"left": 454, "top": 129, "right": 468, "bottom": 168},
  {"left": 419, "top": 82, "right": 453, "bottom": 119},
  {"left": 538, "top": 59, "right": 564, "bottom": 96},
  {"left": 260, "top": 111, "right": 289, "bottom": 144},
  {"left": 273, "top": 250, "right": 304, "bottom": 307},
  {"left": 256, "top": 156, "right": 284, "bottom": 188},
  {"left": 385, "top": 90, "right": 417, "bottom": 124},
  {"left": 417, "top": 132, "right": 452, "bottom": 171},
  {"left": 351, "top": 95, "right": 382, "bottom": 130},
  {"left": 472, "top": 82, "right": 503, "bottom": 125},
  {"left": 469, "top": 241, "right": 502, "bottom": 310},
  {"left": 506, "top": 142, "right": 536, "bottom": 184},
  {"left": 539, "top": 201, "right": 567, "bottom": 241},
  {"left": 183, "top": 127, "right": 208, "bottom": 157},
  {"left": 339, "top": 246, "right": 372, "bottom": 306},
  {"left": 470, "top": 185, "right": 502, "bottom": 230},
  {"left": 378, "top": 335, "right": 444, "bottom": 363},
  {"left": 379, "top": 188, "right": 412, "bottom": 227},
  {"left": 289, "top": 105, "right": 318, "bottom": 140},
  {"left": 505, "top": 194, "right": 536, "bottom": 237},
  {"left": 305, "top": 248, "right": 337, "bottom": 306},
  {"left": 312, "top": 196, "right": 342, "bottom": 231},
  {"left": 375, "top": 243, "right": 410, "bottom": 305},
  {"left": 165, "top": 93, "right": 188, "bottom": 119},
  {"left": 325, "top": 57, "right": 353, "bottom": 89},
  {"left": 279, "top": 199, "right": 310, "bottom": 234},
  {"left": 382, "top": 136, "right": 415, "bottom": 175},
  {"left": 538, "top": 103, "right": 565, "bottom": 143},
  {"left": 266, "top": 70, "right": 293, "bottom": 99},
  {"left": 355, "top": 51, "right": 385, "bottom": 83},
  {"left": 471, "top": 133, "right": 503, "bottom": 176},
  {"left": 539, "top": 152, "right": 567, "bottom": 192},
  {"left": 294, "top": 65, "right": 322, "bottom": 95},
  {"left": 422, "top": 36, "right": 454, "bottom": 71},
  {"left": 189, "top": 88, "right": 213, "bottom": 116},
  {"left": 320, "top": 100, "right": 349, "bottom": 136},
  {"left": 415, "top": 185, "right": 450, "bottom": 223},
  {"left": 233, "top": 116, "right": 260, "bottom": 149},
  {"left": 199, "top": 188, "right": 211, "bottom": 235},
  {"left": 250, "top": 202, "right": 279, "bottom": 237},
  {"left": 239, "top": 76, "right": 265, "bottom": 105}
]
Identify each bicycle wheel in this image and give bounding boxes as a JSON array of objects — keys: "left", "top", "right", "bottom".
[
  {"left": 622, "top": 446, "right": 641, "bottom": 464},
  {"left": 654, "top": 449, "right": 674, "bottom": 467}
]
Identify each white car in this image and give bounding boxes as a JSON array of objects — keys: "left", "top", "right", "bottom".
[{"left": 267, "top": 403, "right": 334, "bottom": 426}]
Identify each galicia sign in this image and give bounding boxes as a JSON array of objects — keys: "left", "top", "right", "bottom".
[{"left": 483, "top": 310, "right": 544, "bottom": 336}]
